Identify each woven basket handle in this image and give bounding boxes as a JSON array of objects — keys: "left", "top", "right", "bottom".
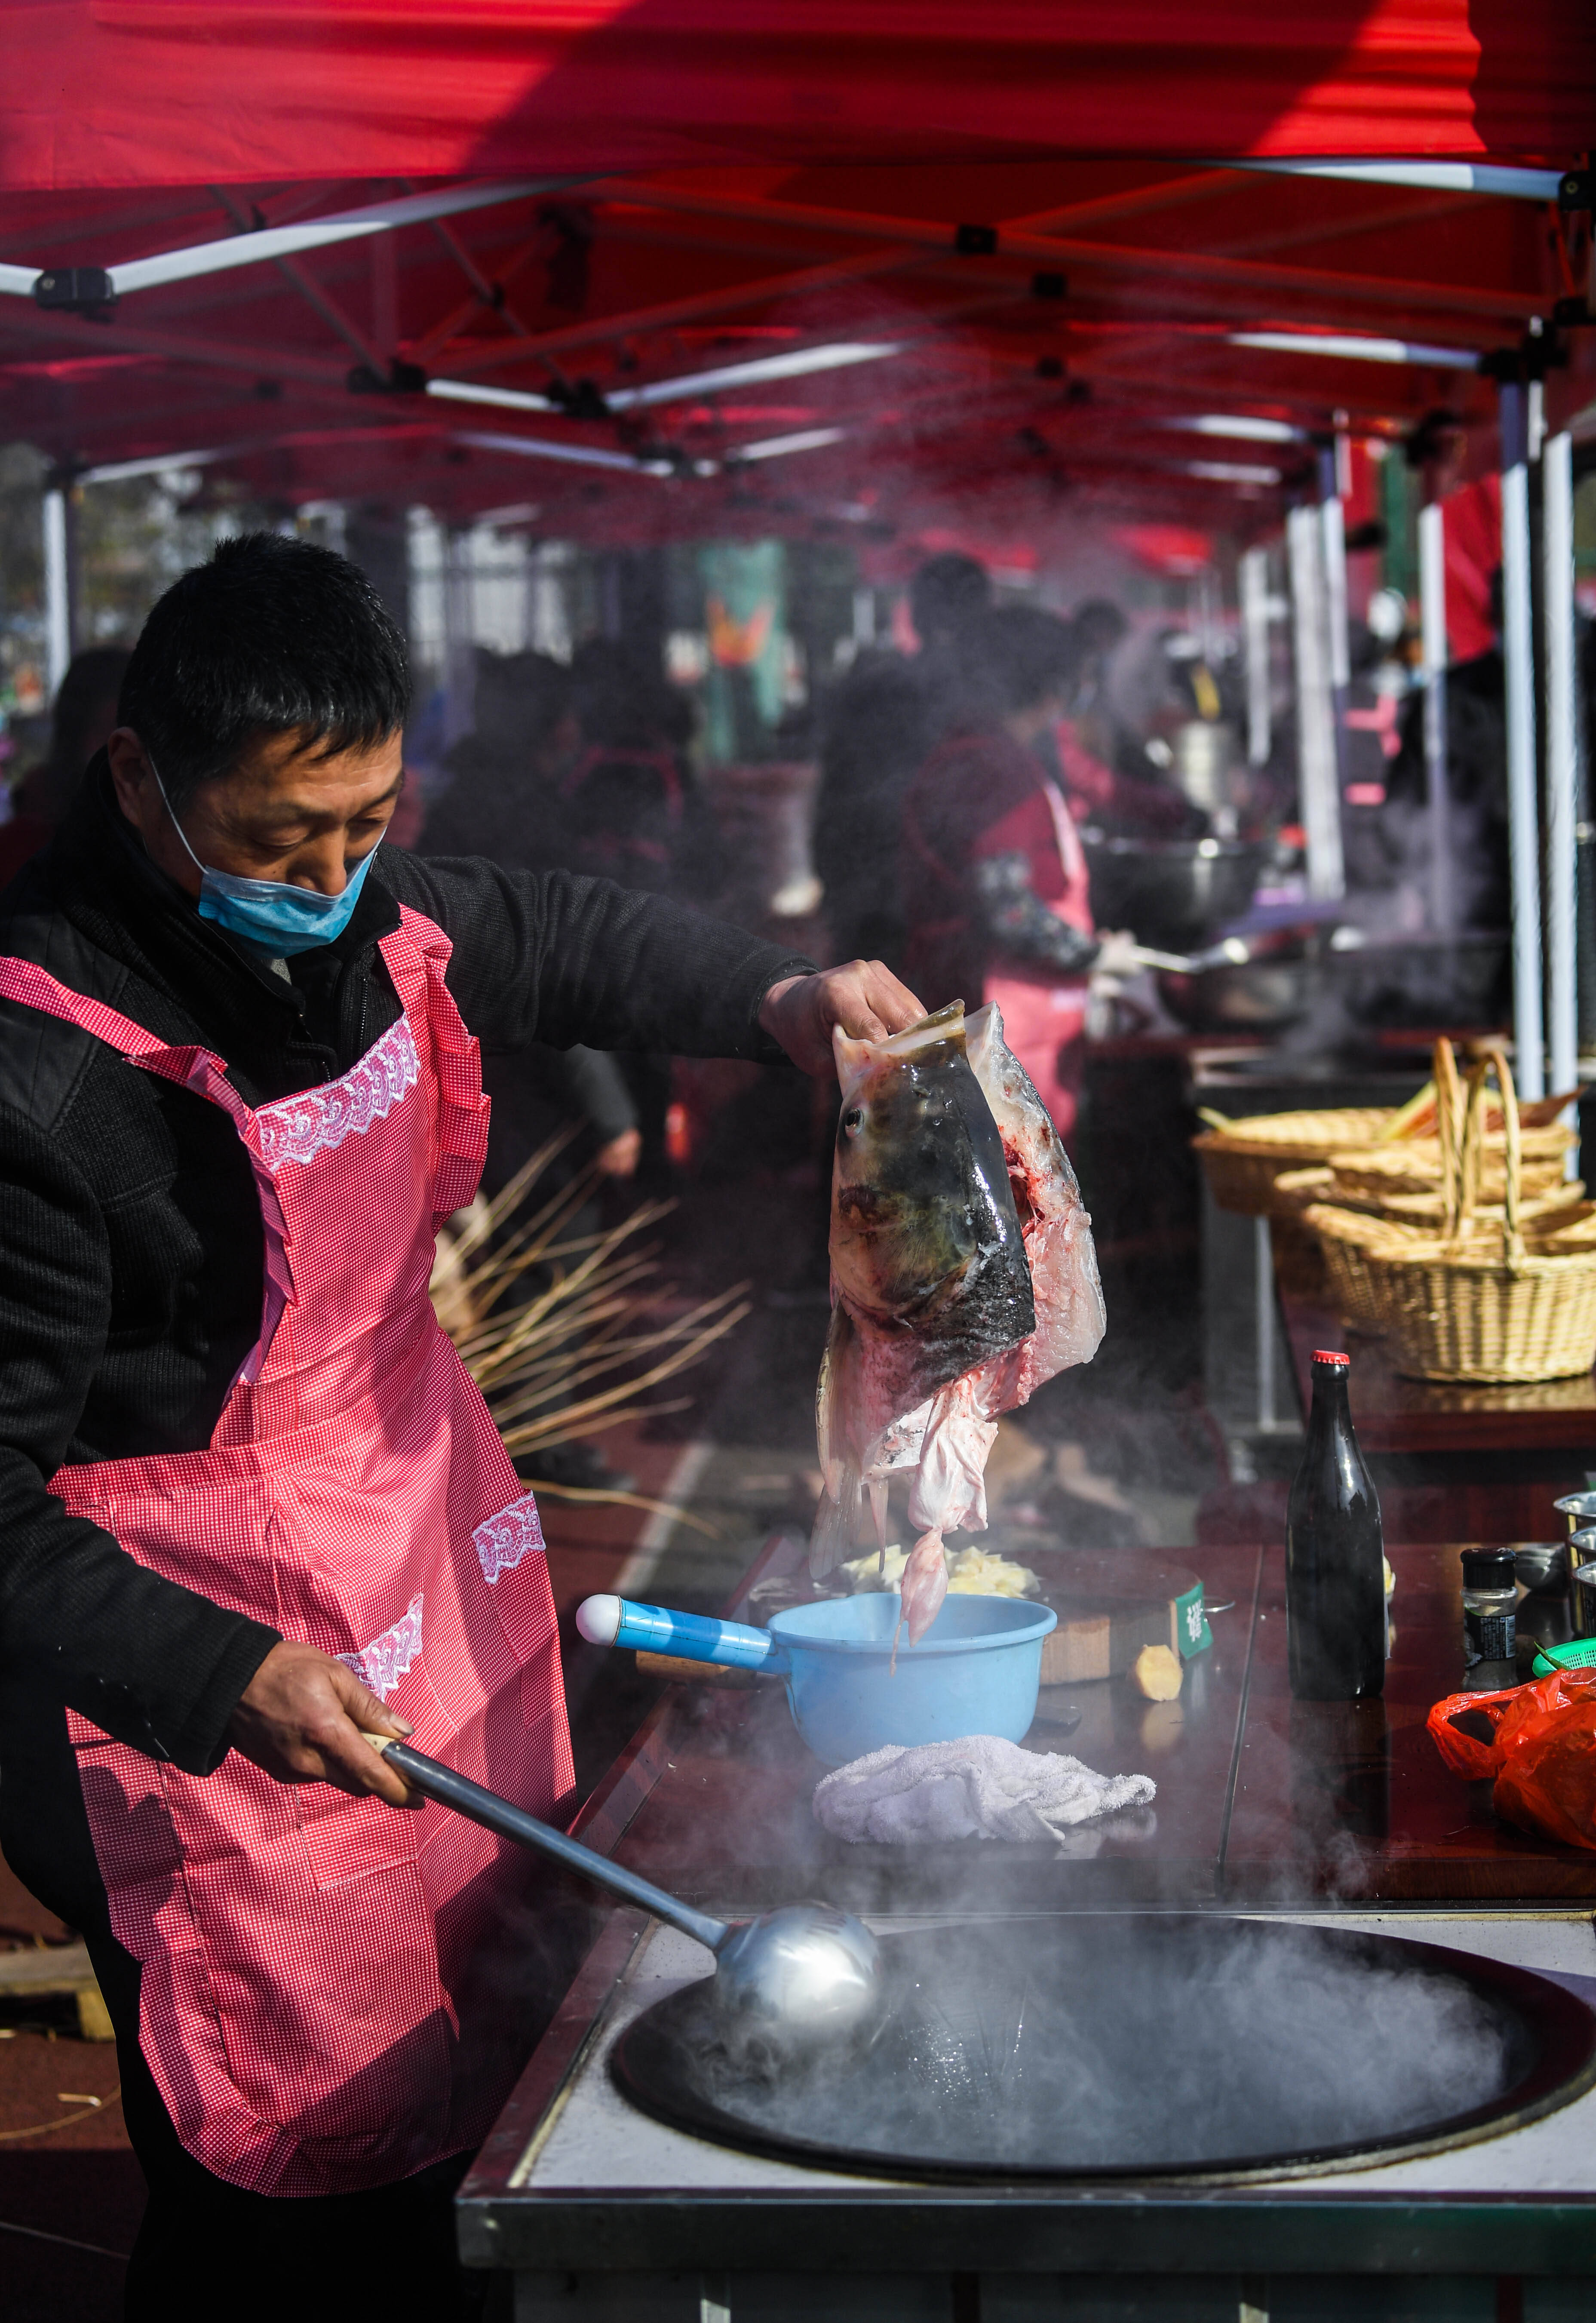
[
  {"left": 1454, "top": 1057, "right": 1488, "bottom": 1242},
  {"left": 1434, "top": 1038, "right": 1463, "bottom": 1236},
  {"left": 1486, "top": 1046, "right": 1524, "bottom": 1262}
]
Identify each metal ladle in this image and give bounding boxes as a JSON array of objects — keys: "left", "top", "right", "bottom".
[{"left": 362, "top": 1735, "right": 885, "bottom": 2064}]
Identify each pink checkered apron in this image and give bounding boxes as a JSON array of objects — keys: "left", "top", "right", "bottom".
[
  {"left": 0, "top": 905, "right": 574, "bottom": 2196},
  {"left": 983, "top": 780, "right": 1095, "bottom": 1143}
]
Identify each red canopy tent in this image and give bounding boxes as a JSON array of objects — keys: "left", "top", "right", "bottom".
[
  {"left": 0, "top": 0, "right": 1584, "bottom": 1114},
  {"left": 1, "top": 0, "right": 1590, "bottom": 187},
  {"left": 0, "top": 0, "right": 1588, "bottom": 534}
]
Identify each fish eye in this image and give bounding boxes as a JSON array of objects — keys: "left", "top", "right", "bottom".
[{"left": 841, "top": 1107, "right": 864, "bottom": 1136}]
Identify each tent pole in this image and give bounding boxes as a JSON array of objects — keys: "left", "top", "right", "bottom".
[
  {"left": 1319, "top": 447, "right": 1350, "bottom": 803},
  {"left": 1544, "top": 427, "right": 1579, "bottom": 1153},
  {"left": 1288, "top": 501, "right": 1343, "bottom": 900},
  {"left": 1240, "top": 545, "right": 1271, "bottom": 768},
  {"left": 1499, "top": 378, "right": 1544, "bottom": 1101},
  {"left": 442, "top": 525, "right": 476, "bottom": 749},
  {"left": 1417, "top": 498, "right": 1453, "bottom": 933},
  {"left": 41, "top": 485, "right": 72, "bottom": 698}
]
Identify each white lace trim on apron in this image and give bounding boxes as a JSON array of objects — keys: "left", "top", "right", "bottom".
[
  {"left": 338, "top": 1591, "right": 424, "bottom": 1701},
  {"left": 254, "top": 1017, "right": 420, "bottom": 1171},
  {"left": 473, "top": 1492, "right": 545, "bottom": 1584}
]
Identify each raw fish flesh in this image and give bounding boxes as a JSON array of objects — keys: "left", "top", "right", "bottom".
[{"left": 813, "top": 1002, "right": 1105, "bottom": 1647}]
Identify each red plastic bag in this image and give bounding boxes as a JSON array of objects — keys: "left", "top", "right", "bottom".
[{"left": 1428, "top": 1669, "right": 1596, "bottom": 1853}]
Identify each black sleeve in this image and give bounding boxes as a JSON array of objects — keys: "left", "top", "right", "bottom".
[
  {"left": 378, "top": 854, "right": 815, "bottom": 1060},
  {"left": 0, "top": 1111, "right": 279, "bottom": 1774},
  {"left": 541, "top": 1045, "right": 637, "bottom": 1141},
  {"left": 971, "top": 854, "right": 1101, "bottom": 977}
]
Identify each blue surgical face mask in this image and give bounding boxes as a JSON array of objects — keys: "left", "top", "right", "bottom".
[{"left": 149, "top": 754, "right": 381, "bottom": 957}]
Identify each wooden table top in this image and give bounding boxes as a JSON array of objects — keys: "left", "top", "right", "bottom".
[
  {"left": 1280, "top": 1291, "right": 1596, "bottom": 1456},
  {"left": 571, "top": 1533, "right": 1596, "bottom": 1908}
]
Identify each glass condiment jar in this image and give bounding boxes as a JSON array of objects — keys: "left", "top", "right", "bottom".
[{"left": 1460, "top": 1547, "right": 1517, "bottom": 1669}]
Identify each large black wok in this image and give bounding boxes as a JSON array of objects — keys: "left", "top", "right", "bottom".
[{"left": 612, "top": 1914, "right": 1596, "bottom": 2183}]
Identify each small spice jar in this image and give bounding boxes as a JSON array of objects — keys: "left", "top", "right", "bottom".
[{"left": 1460, "top": 1547, "right": 1518, "bottom": 1669}]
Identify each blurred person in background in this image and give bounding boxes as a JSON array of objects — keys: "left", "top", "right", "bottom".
[
  {"left": 423, "top": 646, "right": 576, "bottom": 868},
  {"left": 1059, "top": 598, "right": 1127, "bottom": 764},
  {"left": 562, "top": 636, "right": 724, "bottom": 902},
  {"left": 409, "top": 665, "right": 645, "bottom": 1492},
  {"left": 1383, "top": 567, "right": 1510, "bottom": 931},
  {"left": 1037, "top": 602, "right": 1200, "bottom": 842},
  {"left": 812, "top": 551, "right": 992, "bottom": 971},
  {"left": 0, "top": 645, "right": 132, "bottom": 885},
  {"left": 562, "top": 638, "right": 725, "bottom": 1188},
  {"left": 902, "top": 603, "right": 1136, "bottom": 1141}
]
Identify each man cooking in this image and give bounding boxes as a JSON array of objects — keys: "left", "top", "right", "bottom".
[
  {"left": 901, "top": 602, "right": 1136, "bottom": 1141},
  {"left": 0, "top": 535, "right": 921, "bottom": 2319}
]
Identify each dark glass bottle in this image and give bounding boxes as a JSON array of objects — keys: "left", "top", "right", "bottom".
[{"left": 1286, "top": 1349, "right": 1385, "bottom": 1701}]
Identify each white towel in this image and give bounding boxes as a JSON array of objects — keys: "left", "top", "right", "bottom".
[{"left": 813, "top": 1733, "right": 1156, "bottom": 1846}]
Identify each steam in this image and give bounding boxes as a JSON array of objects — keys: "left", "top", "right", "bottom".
[{"left": 645, "top": 1917, "right": 1521, "bottom": 2176}]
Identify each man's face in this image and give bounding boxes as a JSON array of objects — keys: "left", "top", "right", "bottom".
[{"left": 107, "top": 725, "right": 405, "bottom": 901}]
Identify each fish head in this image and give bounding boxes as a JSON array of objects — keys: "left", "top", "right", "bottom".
[{"left": 830, "top": 1005, "right": 1032, "bottom": 1351}]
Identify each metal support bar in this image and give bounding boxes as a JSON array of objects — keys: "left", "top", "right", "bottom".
[
  {"left": 443, "top": 526, "right": 476, "bottom": 749},
  {"left": 443, "top": 243, "right": 932, "bottom": 378},
  {"left": 1500, "top": 381, "right": 1545, "bottom": 1100},
  {"left": 1288, "top": 502, "right": 1344, "bottom": 900},
  {"left": 1320, "top": 489, "right": 1350, "bottom": 693},
  {"left": 1418, "top": 498, "right": 1453, "bottom": 932},
  {"left": 1254, "top": 1217, "right": 1277, "bottom": 1433},
  {"left": 1544, "top": 427, "right": 1579, "bottom": 1150},
  {"left": 270, "top": 251, "right": 383, "bottom": 371},
  {"left": 581, "top": 175, "right": 1548, "bottom": 320},
  {"left": 41, "top": 485, "right": 71, "bottom": 696},
  {"left": 1240, "top": 546, "right": 1271, "bottom": 768},
  {"left": 0, "top": 307, "right": 348, "bottom": 389},
  {"left": 209, "top": 185, "right": 388, "bottom": 375}
]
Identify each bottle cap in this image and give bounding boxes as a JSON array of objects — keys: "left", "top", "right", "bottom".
[
  {"left": 1311, "top": 1349, "right": 1350, "bottom": 1367},
  {"left": 1460, "top": 1546, "right": 1517, "bottom": 1587}
]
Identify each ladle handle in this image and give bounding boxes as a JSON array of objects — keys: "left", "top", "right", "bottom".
[{"left": 364, "top": 1736, "right": 729, "bottom": 1957}]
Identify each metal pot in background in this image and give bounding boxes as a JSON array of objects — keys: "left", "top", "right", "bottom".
[
  {"left": 1169, "top": 720, "right": 1243, "bottom": 825},
  {"left": 1081, "top": 830, "right": 1269, "bottom": 949}
]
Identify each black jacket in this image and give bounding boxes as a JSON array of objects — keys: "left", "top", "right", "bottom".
[{"left": 0, "top": 760, "right": 810, "bottom": 1792}]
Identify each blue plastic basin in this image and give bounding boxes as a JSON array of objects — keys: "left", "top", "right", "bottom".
[{"left": 766, "top": 1592, "right": 1057, "bottom": 1767}]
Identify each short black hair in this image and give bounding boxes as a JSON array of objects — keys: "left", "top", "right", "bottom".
[
  {"left": 1069, "top": 599, "right": 1128, "bottom": 657},
  {"left": 909, "top": 553, "right": 990, "bottom": 646},
  {"left": 1404, "top": 406, "right": 1462, "bottom": 473},
  {"left": 985, "top": 604, "right": 1075, "bottom": 714},
  {"left": 118, "top": 533, "right": 411, "bottom": 805}
]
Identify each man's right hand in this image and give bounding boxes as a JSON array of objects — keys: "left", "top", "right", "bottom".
[{"left": 227, "top": 1640, "right": 422, "bottom": 1810}]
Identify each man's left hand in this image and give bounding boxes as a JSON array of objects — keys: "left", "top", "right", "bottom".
[{"left": 758, "top": 961, "right": 927, "bottom": 1077}]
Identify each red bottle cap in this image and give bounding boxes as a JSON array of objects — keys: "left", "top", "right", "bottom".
[{"left": 1311, "top": 1349, "right": 1350, "bottom": 1366}]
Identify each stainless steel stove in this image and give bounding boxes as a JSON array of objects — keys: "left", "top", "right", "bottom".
[{"left": 459, "top": 1907, "right": 1596, "bottom": 2322}]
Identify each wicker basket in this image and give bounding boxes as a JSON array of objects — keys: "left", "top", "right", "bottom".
[
  {"left": 1366, "top": 1049, "right": 1596, "bottom": 1383},
  {"left": 1329, "top": 1137, "right": 1573, "bottom": 1204},
  {"left": 1193, "top": 1107, "right": 1396, "bottom": 1218},
  {"left": 1281, "top": 1162, "right": 1589, "bottom": 1235},
  {"left": 1301, "top": 1203, "right": 1413, "bottom": 1334}
]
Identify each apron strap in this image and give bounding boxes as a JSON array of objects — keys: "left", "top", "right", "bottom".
[
  {"left": 0, "top": 955, "right": 195, "bottom": 1063},
  {"left": 0, "top": 955, "right": 246, "bottom": 1115},
  {"left": 383, "top": 907, "right": 491, "bottom": 1220}
]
